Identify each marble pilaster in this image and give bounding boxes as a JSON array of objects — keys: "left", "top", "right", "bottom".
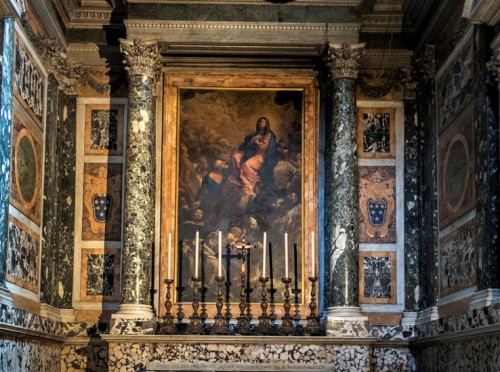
[
  {"left": 470, "top": 25, "right": 499, "bottom": 309},
  {"left": 402, "top": 75, "right": 421, "bottom": 321},
  {"left": 414, "top": 45, "right": 439, "bottom": 312},
  {"left": 0, "top": 18, "right": 14, "bottom": 292},
  {"left": 323, "top": 42, "right": 367, "bottom": 332},
  {"left": 114, "top": 39, "right": 161, "bottom": 322}
]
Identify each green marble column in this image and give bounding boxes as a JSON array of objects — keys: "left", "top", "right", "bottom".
[
  {"left": 115, "top": 39, "right": 161, "bottom": 321},
  {"left": 323, "top": 42, "right": 367, "bottom": 335}
]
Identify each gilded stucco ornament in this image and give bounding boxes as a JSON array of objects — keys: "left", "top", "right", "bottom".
[
  {"left": 325, "top": 42, "right": 366, "bottom": 79},
  {"left": 43, "top": 40, "right": 81, "bottom": 96},
  {"left": 119, "top": 39, "right": 162, "bottom": 82}
]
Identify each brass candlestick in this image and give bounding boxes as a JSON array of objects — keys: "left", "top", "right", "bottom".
[
  {"left": 304, "top": 276, "right": 322, "bottom": 336},
  {"left": 255, "top": 277, "right": 274, "bottom": 335},
  {"left": 186, "top": 276, "right": 204, "bottom": 335},
  {"left": 159, "top": 279, "right": 176, "bottom": 334},
  {"left": 279, "top": 277, "right": 296, "bottom": 335},
  {"left": 235, "top": 270, "right": 251, "bottom": 335},
  {"left": 211, "top": 276, "right": 229, "bottom": 335}
]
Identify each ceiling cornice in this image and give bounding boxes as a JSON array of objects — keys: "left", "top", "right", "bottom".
[{"left": 125, "top": 0, "right": 363, "bottom": 6}]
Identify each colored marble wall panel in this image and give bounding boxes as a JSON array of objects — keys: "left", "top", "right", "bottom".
[
  {"left": 80, "top": 248, "right": 120, "bottom": 302},
  {"left": 82, "top": 163, "right": 122, "bottom": 241},
  {"left": 84, "top": 104, "right": 124, "bottom": 156},
  {"left": 0, "top": 335, "right": 61, "bottom": 372},
  {"left": 0, "top": 18, "right": 15, "bottom": 287},
  {"left": 359, "top": 251, "right": 396, "bottom": 304},
  {"left": 9, "top": 110, "right": 42, "bottom": 225},
  {"left": 6, "top": 215, "right": 39, "bottom": 293},
  {"left": 436, "top": 37, "right": 474, "bottom": 133},
  {"left": 359, "top": 166, "right": 396, "bottom": 243},
  {"left": 357, "top": 108, "right": 395, "bottom": 158},
  {"left": 438, "top": 110, "right": 475, "bottom": 229},
  {"left": 13, "top": 30, "right": 45, "bottom": 128},
  {"left": 439, "top": 219, "right": 476, "bottom": 296}
]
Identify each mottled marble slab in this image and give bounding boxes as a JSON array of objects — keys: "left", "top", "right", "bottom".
[
  {"left": 13, "top": 30, "right": 45, "bottom": 129},
  {"left": 357, "top": 107, "right": 395, "bottom": 158},
  {"left": 9, "top": 110, "right": 43, "bottom": 225},
  {"left": 80, "top": 248, "right": 121, "bottom": 302},
  {"left": 438, "top": 109, "right": 475, "bottom": 229},
  {"left": 359, "top": 251, "right": 396, "bottom": 304},
  {"left": 82, "top": 163, "right": 122, "bottom": 242},
  {"left": 6, "top": 215, "right": 39, "bottom": 293},
  {"left": 359, "top": 166, "right": 396, "bottom": 243},
  {"left": 84, "top": 104, "right": 124, "bottom": 156},
  {"left": 439, "top": 219, "right": 476, "bottom": 296}
]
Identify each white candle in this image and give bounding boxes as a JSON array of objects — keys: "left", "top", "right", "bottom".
[
  {"left": 284, "top": 232, "right": 289, "bottom": 278},
  {"left": 311, "top": 231, "right": 315, "bottom": 276},
  {"left": 167, "top": 233, "right": 172, "bottom": 279},
  {"left": 262, "top": 232, "right": 267, "bottom": 277},
  {"left": 195, "top": 230, "right": 199, "bottom": 278},
  {"left": 218, "top": 230, "right": 222, "bottom": 277}
]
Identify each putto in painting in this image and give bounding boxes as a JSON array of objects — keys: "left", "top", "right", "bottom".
[{"left": 176, "top": 89, "right": 303, "bottom": 303}]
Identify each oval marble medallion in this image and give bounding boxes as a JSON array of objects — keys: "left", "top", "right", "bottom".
[
  {"left": 15, "top": 129, "right": 38, "bottom": 206},
  {"left": 443, "top": 134, "right": 469, "bottom": 211}
]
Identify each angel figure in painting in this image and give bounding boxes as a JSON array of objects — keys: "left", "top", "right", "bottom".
[{"left": 232, "top": 117, "right": 278, "bottom": 201}]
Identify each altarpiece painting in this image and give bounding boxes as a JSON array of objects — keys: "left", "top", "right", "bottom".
[{"left": 162, "top": 74, "right": 318, "bottom": 318}]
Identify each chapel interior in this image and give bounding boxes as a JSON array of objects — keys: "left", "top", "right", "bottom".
[{"left": 0, "top": 0, "right": 499, "bottom": 371}]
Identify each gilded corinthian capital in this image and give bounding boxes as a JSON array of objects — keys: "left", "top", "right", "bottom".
[
  {"left": 325, "top": 42, "right": 366, "bottom": 79},
  {"left": 119, "top": 39, "right": 162, "bottom": 81}
]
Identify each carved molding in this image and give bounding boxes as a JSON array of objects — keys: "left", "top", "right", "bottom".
[
  {"left": 463, "top": 0, "right": 500, "bottom": 26},
  {"left": 412, "top": 44, "right": 436, "bottom": 89},
  {"left": 325, "top": 42, "right": 365, "bottom": 79},
  {"left": 119, "top": 38, "right": 162, "bottom": 81},
  {"left": 126, "top": 0, "right": 363, "bottom": 5},
  {"left": 43, "top": 40, "right": 81, "bottom": 95}
]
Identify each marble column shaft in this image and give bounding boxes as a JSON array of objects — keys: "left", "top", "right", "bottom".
[
  {"left": 403, "top": 84, "right": 421, "bottom": 312},
  {"left": 474, "top": 25, "right": 499, "bottom": 291},
  {"left": 0, "top": 18, "right": 14, "bottom": 287},
  {"left": 324, "top": 42, "right": 364, "bottom": 309},
  {"left": 119, "top": 39, "right": 161, "bottom": 310}
]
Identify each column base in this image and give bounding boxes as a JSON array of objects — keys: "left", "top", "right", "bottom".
[
  {"left": 0, "top": 286, "right": 13, "bottom": 307},
  {"left": 400, "top": 311, "right": 418, "bottom": 326},
  {"left": 469, "top": 288, "right": 500, "bottom": 310},
  {"left": 110, "top": 304, "right": 157, "bottom": 335},
  {"left": 40, "top": 303, "right": 62, "bottom": 321},
  {"left": 324, "top": 306, "right": 370, "bottom": 337},
  {"left": 414, "top": 306, "right": 439, "bottom": 325}
]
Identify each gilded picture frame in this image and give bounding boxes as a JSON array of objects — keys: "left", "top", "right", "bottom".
[{"left": 161, "top": 73, "right": 318, "bottom": 318}]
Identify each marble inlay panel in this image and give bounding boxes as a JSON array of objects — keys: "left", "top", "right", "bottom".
[
  {"left": 0, "top": 17, "right": 15, "bottom": 286},
  {"left": 80, "top": 248, "right": 121, "bottom": 302},
  {"left": 82, "top": 163, "right": 122, "bottom": 242},
  {"left": 359, "top": 251, "right": 396, "bottom": 304},
  {"left": 357, "top": 108, "right": 395, "bottom": 158},
  {"left": 0, "top": 335, "right": 61, "bottom": 372},
  {"left": 359, "top": 166, "right": 396, "bottom": 243},
  {"left": 84, "top": 104, "right": 124, "bottom": 156},
  {"left": 438, "top": 110, "right": 475, "bottom": 229},
  {"left": 439, "top": 219, "right": 476, "bottom": 296},
  {"left": 9, "top": 110, "right": 42, "bottom": 224},
  {"left": 371, "top": 347, "right": 415, "bottom": 372},
  {"left": 436, "top": 36, "right": 473, "bottom": 133},
  {"left": 6, "top": 215, "right": 39, "bottom": 292},
  {"left": 13, "top": 30, "right": 45, "bottom": 128}
]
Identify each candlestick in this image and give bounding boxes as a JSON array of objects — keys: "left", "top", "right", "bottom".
[
  {"left": 168, "top": 233, "right": 172, "bottom": 279},
  {"left": 292, "top": 242, "right": 301, "bottom": 321},
  {"left": 262, "top": 232, "right": 267, "bottom": 277},
  {"left": 159, "top": 278, "right": 176, "bottom": 334},
  {"left": 279, "top": 277, "right": 296, "bottom": 335},
  {"left": 218, "top": 230, "right": 222, "bottom": 277},
  {"left": 235, "top": 251, "right": 251, "bottom": 335},
  {"left": 195, "top": 230, "right": 199, "bottom": 278},
  {"left": 304, "top": 276, "right": 322, "bottom": 336},
  {"left": 211, "top": 276, "right": 229, "bottom": 335},
  {"left": 255, "top": 277, "right": 274, "bottom": 335},
  {"left": 186, "top": 276, "right": 204, "bottom": 335},
  {"left": 284, "top": 232, "right": 289, "bottom": 279},
  {"left": 268, "top": 241, "right": 277, "bottom": 320}
]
